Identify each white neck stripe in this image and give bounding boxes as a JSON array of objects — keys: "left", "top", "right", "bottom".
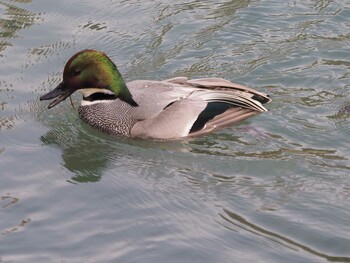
[
  {"left": 81, "top": 99, "right": 113, "bottom": 106},
  {"left": 78, "top": 88, "right": 114, "bottom": 97}
]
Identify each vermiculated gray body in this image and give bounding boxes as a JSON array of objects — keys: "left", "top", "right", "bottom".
[{"left": 79, "top": 99, "right": 136, "bottom": 136}]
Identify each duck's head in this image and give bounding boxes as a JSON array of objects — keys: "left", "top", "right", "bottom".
[{"left": 40, "top": 49, "right": 138, "bottom": 109}]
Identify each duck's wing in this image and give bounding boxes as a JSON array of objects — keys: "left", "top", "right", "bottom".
[
  {"left": 130, "top": 98, "right": 207, "bottom": 139},
  {"left": 127, "top": 80, "right": 206, "bottom": 139},
  {"left": 128, "top": 78, "right": 271, "bottom": 139}
]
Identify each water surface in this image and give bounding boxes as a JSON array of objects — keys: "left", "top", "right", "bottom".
[{"left": 1, "top": 0, "right": 350, "bottom": 262}]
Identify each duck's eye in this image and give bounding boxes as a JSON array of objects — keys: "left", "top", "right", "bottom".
[{"left": 71, "top": 68, "right": 81, "bottom": 76}]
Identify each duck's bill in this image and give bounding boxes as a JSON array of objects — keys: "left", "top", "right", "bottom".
[{"left": 40, "top": 83, "right": 72, "bottom": 109}]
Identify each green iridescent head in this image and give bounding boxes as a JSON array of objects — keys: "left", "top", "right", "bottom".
[{"left": 40, "top": 49, "right": 138, "bottom": 108}]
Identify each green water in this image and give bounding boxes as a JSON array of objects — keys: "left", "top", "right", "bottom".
[{"left": 1, "top": 1, "right": 350, "bottom": 262}]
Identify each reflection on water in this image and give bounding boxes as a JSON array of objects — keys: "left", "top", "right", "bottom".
[
  {"left": 40, "top": 129, "right": 108, "bottom": 183},
  {"left": 220, "top": 209, "right": 350, "bottom": 262},
  {"left": 0, "top": 0, "right": 40, "bottom": 133},
  {"left": 39, "top": 114, "right": 192, "bottom": 183},
  {"left": 1, "top": 218, "right": 31, "bottom": 236},
  {"left": 0, "top": 80, "right": 15, "bottom": 130},
  {"left": 1, "top": 0, "right": 350, "bottom": 262},
  {"left": 1, "top": 194, "right": 30, "bottom": 237},
  {"left": 189, "top": 125, "right": 350, "bottom": 173},
  {"left": 125, "top": 0, "right": 251, "bottom": 78},
  {"left": 0, "top": 0, "right": 37, "bottom": 53},
  {"left": 1, "top": 194, "right": 19, "bottom": 209},
  {"left": 339, "top": 106, "right": 350, "bottom": 114}
]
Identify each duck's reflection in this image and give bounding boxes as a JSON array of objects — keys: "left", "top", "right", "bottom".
[
  {"left": 40, "top": 124, "right": 191, "bottom": 183},
  {"left": 40, "top": 126, "right": 120, "bottom": 183}
]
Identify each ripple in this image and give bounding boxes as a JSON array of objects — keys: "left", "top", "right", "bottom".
[
  {"left": 219, "top": 209, "right": 350, "bottom": 262},
  {"left": 0, "top": 0, "right": 40, "bottom": 52},
  {"left": 1, "top": 194, "right": 19, "bottom": 209},
  {"left": 1, "top": 0, "right": 350, "bottom": 262}
]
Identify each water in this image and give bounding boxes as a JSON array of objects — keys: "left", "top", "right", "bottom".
[{"left": 1, "top": 0, "right": 350, "bottom": 262}]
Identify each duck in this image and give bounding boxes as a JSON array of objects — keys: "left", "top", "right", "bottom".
[{"left": 40, "top": 49, "right": 271, "bottom": 140}]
